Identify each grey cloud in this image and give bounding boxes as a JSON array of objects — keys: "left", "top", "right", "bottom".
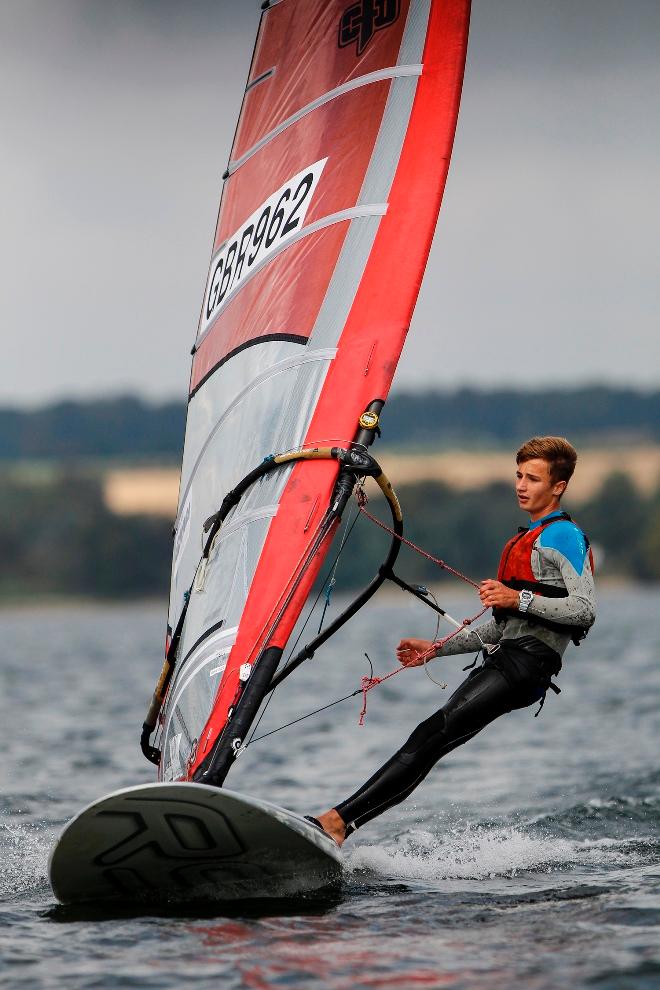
[{"left": 1, "top": 0, "right": 658, "bottom": 405}]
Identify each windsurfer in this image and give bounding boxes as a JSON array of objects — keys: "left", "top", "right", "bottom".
[{"left": 310, "top": 436, "right": 596, "bottom": 846}]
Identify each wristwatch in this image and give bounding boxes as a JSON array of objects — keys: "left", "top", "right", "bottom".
[{"left": 518, "top": 589, "right": 534, "bottom": 612}]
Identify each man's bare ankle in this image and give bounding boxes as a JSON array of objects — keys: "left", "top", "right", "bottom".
[{"left": 317, "top": 810, "right": 346, "bottom": 845}]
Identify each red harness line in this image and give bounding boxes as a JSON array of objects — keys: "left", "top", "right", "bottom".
[
  {"left": 357, "top": 495, "right": 481, "bottom": 589},
  {"left": 356, "top": 492, "right": 488, "bottom": 724}
]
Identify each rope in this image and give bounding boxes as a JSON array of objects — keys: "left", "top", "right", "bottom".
[
  {"left": 352, "top": 486, "right": 490, "bottom": 723},
  {"left": 423, "top": 588, "right": 447, "bottom": 689},
  {"left": 247, "top": 652, "right": 376, "bottom": 746},
  {"left": 244, "top": 505, "right": 361, "bottom": 751},
  {"left": 316, "top": 505, "right": 358, "bottom": 634},
  {"left": 248, "top": 688, "right": 363, "bottom": 745},
  {"left": 356, "top": 603, "right": 488, "bottom": 724},
  {"left": 356, "top": 488, "right": 480, "bottom": 590},
  {"left": 248, "top": 484, "right": 491, "bottom": 742},
  {"left": 359, "top": 667, "right": 400, "bottom": 725}
]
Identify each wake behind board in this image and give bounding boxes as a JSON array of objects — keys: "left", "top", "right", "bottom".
[{"left": 49, "top": 782, "right": 341, "bottom": 904}]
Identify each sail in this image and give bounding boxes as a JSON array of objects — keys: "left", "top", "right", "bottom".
[{"left": 156, "top": 0, "right": 470, "bottom": 784}]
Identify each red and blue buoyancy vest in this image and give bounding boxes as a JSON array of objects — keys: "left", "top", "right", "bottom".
[{"left": 493, "top": 511, "right": 594, "bottom": 644}]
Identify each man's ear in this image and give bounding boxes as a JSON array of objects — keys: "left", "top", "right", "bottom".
[{"left": 553, "top": 479, "right": 567, "bottom": 498}]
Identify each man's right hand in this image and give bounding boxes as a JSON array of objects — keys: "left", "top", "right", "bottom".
[{"left": 396, "top": 638, "right": 437, "bottom": 667}]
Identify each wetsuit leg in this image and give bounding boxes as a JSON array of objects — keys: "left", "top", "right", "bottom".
[{"left": 335, "top": 658, "right": 545, "bottom": 833}]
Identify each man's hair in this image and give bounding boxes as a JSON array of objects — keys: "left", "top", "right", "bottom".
[{"left": 516, "top": 436, "right": 578, "bottom": 486}]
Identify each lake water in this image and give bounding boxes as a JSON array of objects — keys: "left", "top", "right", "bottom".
[{"left": 1, "top": 588, "right": 659, "bottom": 989}]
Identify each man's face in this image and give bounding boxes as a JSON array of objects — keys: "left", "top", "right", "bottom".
[{"left": 515, "top": 458, "right": 566, "bottom": 518}]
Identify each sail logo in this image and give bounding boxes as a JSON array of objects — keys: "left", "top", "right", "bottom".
[
  {"left": 338, "top": 0, "right": 400, "bottom": 56},
  {"left": 200, "top": 158, "right": 327, "bottom": 338}
]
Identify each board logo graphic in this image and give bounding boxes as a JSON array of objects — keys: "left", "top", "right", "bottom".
[{"left": 338, "top": 0, "right": 400, "bottom": 56}]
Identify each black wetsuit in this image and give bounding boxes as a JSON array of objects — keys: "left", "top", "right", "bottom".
[
  {"left": 333, "top": 511, "right": 596, "bottom": 834},
  {"left": 335, "top": 637, "right": 560, "bottom": 833}
]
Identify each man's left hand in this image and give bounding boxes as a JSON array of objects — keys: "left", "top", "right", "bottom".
[{"left": 479, "top": 579, "right": 520, "bottom": 609}]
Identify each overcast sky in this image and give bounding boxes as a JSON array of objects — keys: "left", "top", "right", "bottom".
[{"left": 2, "top": 0, "right": 658, "bottom": 407}]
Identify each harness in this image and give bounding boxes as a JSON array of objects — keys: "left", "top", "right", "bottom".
[{"left": 493, "top": 511, "right": 593, "bottom": 646}]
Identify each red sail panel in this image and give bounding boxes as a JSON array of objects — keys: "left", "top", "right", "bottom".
[
  {"left": 306, "top": 0, "right": 472, "bottom": 423},
  {"left": 232, "top": 2, "right": 413, "bottom": 161},
  {"left": 192, "top": 78, "right": 393, "bottom": 392}
]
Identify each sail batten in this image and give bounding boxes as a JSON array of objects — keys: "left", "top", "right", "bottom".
[{"left": 226, "top": 63, "right": 423, "bottom": 177}]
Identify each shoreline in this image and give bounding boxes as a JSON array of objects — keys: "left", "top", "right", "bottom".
[{"left": 0, "top": 577, "right": 654, "bottom": 612}]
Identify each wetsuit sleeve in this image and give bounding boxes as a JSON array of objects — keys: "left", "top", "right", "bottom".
[
  {"left": 434, "top": 617, "right": 503, "bottom": 657},
  {"left": 526, "top": 525, "right": 596, "bottom": 629}
]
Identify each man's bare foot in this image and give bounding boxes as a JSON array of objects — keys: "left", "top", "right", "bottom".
[{"left": 316, "top": 809, "right": 347, "bottom": 846}]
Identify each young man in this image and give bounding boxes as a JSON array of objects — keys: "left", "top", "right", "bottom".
[{"left": 310, "top": 436, "right": 596, "bottom": 845}]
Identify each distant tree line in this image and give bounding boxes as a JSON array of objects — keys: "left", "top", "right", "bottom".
[
  {"left": 0, "top": 469, "right": 657, "bottom": 601},
  {"left": 0, "top": 397, "right": 185, "bottom": 461},
  {"left": 1, "top": 385, "right": 658, "bottom": 460},
  {"left": 380, "top": 386, "right": 660, "bottom": 448},
  {"left": 0, "top": 472, "right": 172, "bottom": 598}
]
